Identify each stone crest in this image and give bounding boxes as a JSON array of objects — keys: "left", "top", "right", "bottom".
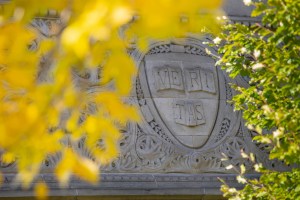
[
  {"left": 0, "top": 20, "right": 287, "bottom": 174},
  {"left": 140, "top": 45, "right": 219, "bottom": 148},
  {"left": 134, "top": 38, "right": 240, "bottom": 152}
]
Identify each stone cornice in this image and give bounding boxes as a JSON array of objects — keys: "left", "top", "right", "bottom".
[{"left": 0, "top": 173, "right": 260, "bottom": 197}]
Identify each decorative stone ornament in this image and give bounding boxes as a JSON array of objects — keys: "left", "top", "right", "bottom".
[
  {"left": 96, "top": 37, "right": 287, "bottom": 174},
  {"left": 0, "top": 18, "right": 289, "bottom": 197},
  {"left": 0, "top": 18, "right": 285, "bottom": 175},
  {"left": 133, "top": 38, "right": 240, "bottom": 151},
  {"left": 97, "top": 37, "right": 244, "bottom": 173}
]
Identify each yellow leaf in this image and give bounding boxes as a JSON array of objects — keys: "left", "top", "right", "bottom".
[
  {"left": 35, "top": 182, "right": 48, "bottom": 200},
  {"left": 1, "top": 152, "right": 16, "bottom": 164},
  {"left": 0, "top": 173, "right": 3, "bottom": 185},
  {"left": 55, "top": 148, "right": 75, "bottom": 187},
  {"left": 0, "top": 0, "right": 223, "bottom": 193},
  {"left": 85, "top": 116, "right": 98, "bottom": 135},
  {"left": 111, "top": 6, "right": 132, "bottom": 26},
  {"left": 240, "top": 164, "right": 246, "bottom": 174},
  {"left": 73, "top": 158, "right": 99, "bottom": 184}
]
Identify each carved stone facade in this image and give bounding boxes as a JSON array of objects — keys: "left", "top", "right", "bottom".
[
  {"left": 94, "top": 38, "right": 282, "bottom": 174},
  {"left": 0, "top": 1, "right": 288, "bottom": 198}
]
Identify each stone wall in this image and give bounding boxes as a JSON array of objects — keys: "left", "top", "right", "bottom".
[{"left": 0, "top": 0, "right": 285, "bottom": 198}]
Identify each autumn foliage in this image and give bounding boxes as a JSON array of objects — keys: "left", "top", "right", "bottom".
[
  {"left": 214, "top": 0, "right": 300, "bottom": 199},
  {"left": 0, "top": 0, "right": 223, "bottom": 197}
]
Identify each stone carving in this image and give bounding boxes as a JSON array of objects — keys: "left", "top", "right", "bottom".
[
  {"left": 135, "top": 40, "right": 242, "bottom": 150},
  {"left": 153, "top": 65, "right": 216, "bottom": 93},
  {"left": 94, "top": 38, "right": 288, "bottom": 174},
  {"left": 138, "top": 44, "right": 221, "bottom": 148},
  {"left": 214, "top": 118, "right": 231, "bottom": 142},
  {"left": 148, "top": 44, "right": 171, "bottom": 54},
  {"left": 221, "top": 137, "right": 251, "bottom": 168},
  {"left": 173, "top": 100, "right": 205, "bottom": 126},
  {"left": 185, "top": 67, "right": 216, "bottom": 93},
  {"left": 0, "top": 18, "right": 283, "bottom": 175},
  {"left": 0, "top": 151, "right": 15, "bottom": 169},
  {"left": 224, "top": 76, "right": 233, "bottom": 105},
  {"left": 153, "top": 65, "right": 184, "bottom": 91},
  {"left": 135, "top": 132, "right": 170, "bottom": 169},
  {"left": 184, "top": 45, "right": 210, "bottom": 56},
  {"left": 136, "top": 77, "right": 173, "bottom": 144}
]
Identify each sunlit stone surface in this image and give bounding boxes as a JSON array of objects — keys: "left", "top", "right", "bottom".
[{"left": 0, "top": 0, "right": 286, "bottom": 199}]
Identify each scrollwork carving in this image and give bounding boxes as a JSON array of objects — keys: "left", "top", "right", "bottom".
[
  {"left": 184, "top": 45, "right": 210, "bottom": 56},
  {"left": 214, "top": 118, "right": 231, "bottom": 142},
  {"left": 221, "top": 137, "right": 251, "bottom": 170},
  {"left": 0, "top": 18, "right": 285, "bottom": 177}
]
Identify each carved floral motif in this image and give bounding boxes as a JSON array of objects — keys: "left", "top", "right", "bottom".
[{"left": 0, "top": 19, "right": 284, "bottom": 174}]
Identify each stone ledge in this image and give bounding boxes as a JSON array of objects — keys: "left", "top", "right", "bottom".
[{"left": 0, "top": 173, "right": 259, "bottom": 197}]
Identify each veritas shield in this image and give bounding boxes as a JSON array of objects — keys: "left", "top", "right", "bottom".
[{"left": 139, "top": 44, "right": 219, "bottom": 149}]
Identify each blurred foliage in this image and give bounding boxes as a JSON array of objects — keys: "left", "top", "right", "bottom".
[
  {"left": 0, "top": 0, "right": 223, "bottom": 197},
  {"left": 213, "top": 0, "right": 300, "bottom": 199}
]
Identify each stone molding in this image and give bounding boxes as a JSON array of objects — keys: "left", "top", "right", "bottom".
[
  {"left": 0, "top": 173, "right": 260, "bottom": 197},
  {"left": 0, "top": 8, "right": 288, "bottom": 197}
]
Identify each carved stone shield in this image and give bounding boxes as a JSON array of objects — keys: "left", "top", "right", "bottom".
[{"left": 137, "top": 41, "right": 221, "bottom": 149}]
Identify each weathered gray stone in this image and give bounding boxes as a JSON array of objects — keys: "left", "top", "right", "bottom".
[
  {"left": 0, "top": 1, "right": 288, "bottom": 198},
  {"left": 0, "top": 173, "right": 258, "bottom": 197}
]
